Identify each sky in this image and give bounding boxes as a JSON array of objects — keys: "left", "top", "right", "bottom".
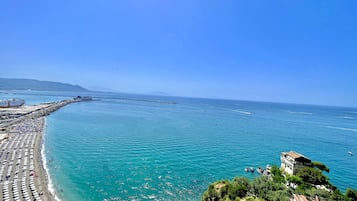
[{"left": 0, "top": 1, "right": 357, "bottom": 107}]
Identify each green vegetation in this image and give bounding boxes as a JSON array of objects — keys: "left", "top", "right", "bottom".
[
  {"left": 202, "top": 164, "right": 357, "bottom": 201},
  {"left": 250, "top": 175, "right": 291, "bottom": 201},
  {"left": 312, "top": 161, "right": 330, "bottom": 173},
  {"left": 346, "top": 189, "right": 357, "bottom": 200},
  {"left": 296, "top": 167, "right": 329, "bottom": 186}
]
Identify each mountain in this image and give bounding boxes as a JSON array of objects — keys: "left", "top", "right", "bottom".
[{"left": 0, "top": 78, "right": 88, "bottom": 91}]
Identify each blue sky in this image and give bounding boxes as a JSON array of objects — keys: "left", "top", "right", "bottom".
[{"left": 0, "top": 1, "right": 357, "bottom": 107}]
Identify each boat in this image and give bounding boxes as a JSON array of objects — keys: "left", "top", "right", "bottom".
[
  {"left": 257, "top": 167, "right": 264, "bottom": 174},
  {"left": 348, "top": 151, "right": 353, "bottom": 156},
  {"left": 245, "top": 167, "right": 255, "bottom": 173},
  {"left": 0, "top": 98, "right": 25, "bottom": 108}
]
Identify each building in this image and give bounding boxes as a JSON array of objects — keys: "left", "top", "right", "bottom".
[
  {"left": 0, "top": 98, "right": 25, "bottom": 108},
  {"left": 281, "top": 151, "right": 312, "bottom": 175}
]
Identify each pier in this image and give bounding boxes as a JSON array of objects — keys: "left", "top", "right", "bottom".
[
  {"left": 0, "top": 98, "right": 90, "bottom": 201},
  {"left": 0, "top": 99, "right": 81, "bottom": 128}
]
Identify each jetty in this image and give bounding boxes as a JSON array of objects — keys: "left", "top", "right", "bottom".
[
  {"left": 0, "top": 97, "right": 91, "bottom": 201},
  {"left": 0, "top": 98, "right": 85, "bottom": 127}
]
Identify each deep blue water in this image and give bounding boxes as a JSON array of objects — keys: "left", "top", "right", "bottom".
[{"left": 1, "top": 91, "right": 357, "bottom": 200}]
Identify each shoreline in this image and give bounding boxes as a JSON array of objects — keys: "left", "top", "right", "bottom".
[
  {"left": 33, "top": 117, "right": 55, "bottom": 201},
  {"left": 40, "top": 118, "right": 61, "bottom": 201},
  {"left": 0, "top": 99, "right": 88, "bottom": 200}
]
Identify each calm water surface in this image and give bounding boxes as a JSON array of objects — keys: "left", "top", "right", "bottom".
[{"left": 1, "top": 91, "right": 356, "bottom": 200}]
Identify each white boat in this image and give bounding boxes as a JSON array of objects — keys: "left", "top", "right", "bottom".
[
  {"left": 245, "top": 167, "right": 255, "bottom": 173},
  {"left": 348, "top": 151, "right": 353, "bottom": 156}
]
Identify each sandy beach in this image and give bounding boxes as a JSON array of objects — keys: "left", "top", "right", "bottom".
[
  {"left": 0, "top": 117, "right": 54, "bottom": 200},
  {"left": 0, "top": 99, "right": 85, "bottom": 201}
]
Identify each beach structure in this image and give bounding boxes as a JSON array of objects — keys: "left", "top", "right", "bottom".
[
  {"left": 0, "top": 127, "right": 8, "bottom": 142},
  {"left": 0, "top": 97, "right": 92, "bottom": 200},
  {"left": 0, "top": 98, "right": 25, "bottom": 108},
  {"left": 0, "top": 118, "right": 45, "bottom": 201},
  {"left": 281, "top": 151, "right": 312, "bottom": 175}
]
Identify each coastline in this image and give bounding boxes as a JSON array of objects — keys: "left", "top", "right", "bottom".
[
  {"left": 0, "top": 99, "right": 87, "bottom": 200},
  {"left": 33, "top": 117, "right": 55, "bottom": 201},
  {"left": 39, "top": 118, "right": 61, "bottom": 201}
]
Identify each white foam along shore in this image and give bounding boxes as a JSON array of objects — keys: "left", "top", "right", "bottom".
[{"left": 41, "top": 118, "right": 62, "bottom": 201}]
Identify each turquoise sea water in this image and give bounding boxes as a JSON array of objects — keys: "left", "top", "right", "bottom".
[{"left": 1, "top": 91, "right": 357, "bottom": 200}]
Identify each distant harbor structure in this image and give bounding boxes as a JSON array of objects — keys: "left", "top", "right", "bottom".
[
  {"left": 74, "top": 96, "right": 93, "bottom": 101},
  {"left": 0, "top": 98, "right": 25, "bottom": 108},
  {"left": 0, "top": 96, "right": 93, "bottom": 127},
  {"left": 281, "top": 151, "right": 312, "bottom": 175}
]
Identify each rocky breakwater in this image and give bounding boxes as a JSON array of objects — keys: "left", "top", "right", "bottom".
[{"left": 0, "top": 98, "right": 88, "bottom": 128}]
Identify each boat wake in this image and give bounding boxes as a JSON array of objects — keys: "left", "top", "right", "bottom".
[
  {"left": 323, "top": 126, "right": 357, "bottom": 132},
  {"left": 286, "top": 111, "right": 312, "bottom": 115},
  {"left": 231, "top": 109, "right": 252, "bottom": 115},
  {"left": 340, "top": 116, "right": 354, "bottom": 119}
]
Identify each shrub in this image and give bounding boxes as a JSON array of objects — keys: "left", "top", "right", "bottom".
[
  {"left": 286, "top": 175, "right": 302, "bottom": 185},
  {"left": 296, "top": 167, "right": 329, "bottom": 186},
  {"left": 345, "top": 188, "right": 357, "bottom": 201},
  {"left": 229, "top": 177, "right": 250, "bottom": 198},
  {"left": 202, "top": 180, "right": 231, "bottom": 201},
  {"left": 312, "top": 161, "right": 330, "bottom": 173},
  {"left": 270, "top": 165, "right": 285, "bottom": 184}
]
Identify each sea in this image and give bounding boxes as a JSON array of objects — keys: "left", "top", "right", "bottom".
[{"left": 1, "top": 90, "right": 356, "bottom": 201}]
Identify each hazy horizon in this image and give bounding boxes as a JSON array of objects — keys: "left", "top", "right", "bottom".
[{"left": 1, "top": 1, "right": 357, "bottom": 107}]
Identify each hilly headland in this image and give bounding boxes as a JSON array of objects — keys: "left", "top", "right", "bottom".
[{"left": 0, "top": 78, "right": 88, "bottom": 92}]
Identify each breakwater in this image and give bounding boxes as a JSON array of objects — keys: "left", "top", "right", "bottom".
[{"left": 0, "top": 99, "right": 81, "bottom": 128}]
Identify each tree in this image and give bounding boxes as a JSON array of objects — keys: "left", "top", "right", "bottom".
[
  {"left": 286, "top": 175, "right": 302, "bottom": 185},
  {"left": 202, "top": 180, "right": 232, "bottom": 201},
  {"left": 228, "top": 177, "right": 250, "bottom": 198},
  {"left": 296, "top": 167, "right": 329, "bottom": 186},
  {"left": 305, "top": 188, "right": 331, "bottom": 200},
  {"left": 250, "top": 176, "right": 291, "bottom": 200},
  {"left": 312, "top": 161, "right": 330, "bottom": 173},
  {"left": 202, "top": 164, "right": 350, "bottom": 201},
  {"left": 250, "top": 176, "right": 271, "bottom": 199},
  {"left": 346, "top": 188, "right": 357, "bottom": 201},
  {"left": 202, "top": 183, "right": 221, "bottom": 201},
  {"left": 328, "top": 190, "right": 349, "bottom": 201},
  {"left": 270, "top": 165, "right": 285, "bottom": 184}
]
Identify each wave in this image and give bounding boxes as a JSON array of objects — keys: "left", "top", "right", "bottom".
[
  {"left": 323, "top": 126, "right": 357, "bottom": 132},
  {"left": 286, "top": 111, "right": 312, "bottom": 115},
  {"left": 340, "top": 116, "right": 354, "bottom": 119},
  {"left": 231, "top": 109, "right": 252, "bottom": 115},
  {"left": 42, "top": 118, "right": 62, "bottom": 201}
]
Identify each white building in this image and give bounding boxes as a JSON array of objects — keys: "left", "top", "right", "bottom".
[{"left": 281, "top": 151, "right": 311, "bottom": 175}]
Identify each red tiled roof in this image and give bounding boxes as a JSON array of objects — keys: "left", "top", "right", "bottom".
[{"left": 287, "top": 151, "right": 310, "bottom": 160}]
